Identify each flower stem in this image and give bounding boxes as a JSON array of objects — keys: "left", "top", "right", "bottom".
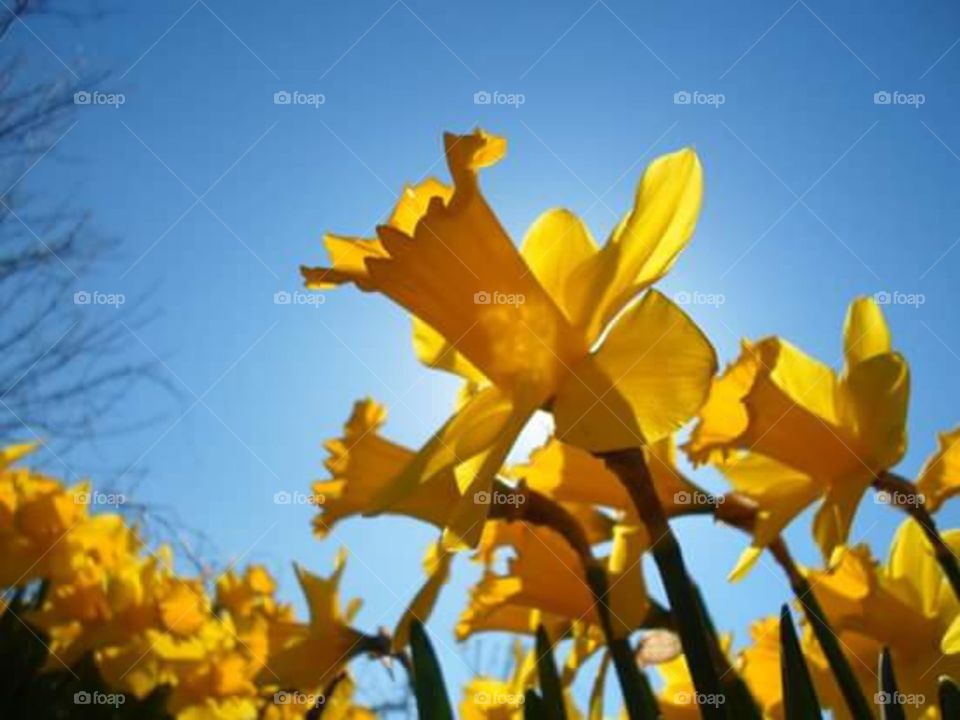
[
  {"left": 602, "top": 449, "right": 727, "bottom": 720},
  {"left": 875, "top": 472, "right": 960, "bottom": 602}
]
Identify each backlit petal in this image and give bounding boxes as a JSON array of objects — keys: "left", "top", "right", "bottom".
[{"left": 554, "top": 290, "right": 716, "bottom": 452}]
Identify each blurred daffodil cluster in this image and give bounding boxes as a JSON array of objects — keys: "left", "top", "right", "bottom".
[{"left": 0, "top": 445, "right": 376, "bottom": 719}]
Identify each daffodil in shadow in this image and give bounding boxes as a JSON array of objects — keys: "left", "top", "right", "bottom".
[
  {"left": 508, "top": 434, "right": 707, "bottom": 519},
  {"left": 459, "top": 520, "right": 650, "bottom": 640}
]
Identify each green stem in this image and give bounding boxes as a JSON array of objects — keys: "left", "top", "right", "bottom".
[{"left": 603, "top": 449, "right": 727, "bottom": 720}]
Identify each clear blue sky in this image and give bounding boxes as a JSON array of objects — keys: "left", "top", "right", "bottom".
[{"left": 11, "top": 0, "right": 960, "bottom": 707}]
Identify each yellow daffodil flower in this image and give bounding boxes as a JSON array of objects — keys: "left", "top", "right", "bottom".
[
  {"left": 260, "top": 549, "right": 366, "bottom": 691},
  {"left": 688, "top": 297, "right": 909, "bottom": 566},
  {"left": 737, "top": 617, "right": 783, "bottom": 719},
  {"left": 804, "top": 519, "right": 960, "bottom": 719},
  {"left": 303, "top": 129, "right": 716, "bottom": 548},
  {"left": 313, "top": 398, "right": 461, "bottom": 537},
  {"left": 460, "top": 640, "right": 584, "bottom": 719},
  {"left": 460, "top": 520, "right": 650, "bottom": 638},
  {"left": 917, "top": 426, "right": 960, "bottom": 513},
  {"left": 509, "top": 434, "right": 706, "bottom": 518},
  {"left": 461, "top": 641, "right": 536, "bottom": 720}
]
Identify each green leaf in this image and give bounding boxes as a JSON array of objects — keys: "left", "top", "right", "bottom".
[
  {"left": 793, "top": 574, "right": 874, "bottom": 720},
  {"left": 878, "top": 647, "right": 906, "bottom": 720},
  {"left": 779, "top": 605, "right": 821, "bottom": 720},
  {"left": 692, "top": 582, "right": 762, "bottom": 720},
  {"left": 585, "top": 565, "right": 659, "bottom": 720},
  {"left": 524, "top": 689, "right": 547, "bottom": 720},
  {"left": 535, "top": 625, "right": 567, "bottom": 720},
  {"left": 939, "top": 676, "right": 960, "bottom": 717},
  {"left": 410, "top": 620, "right": 454, "bottom": 720}
]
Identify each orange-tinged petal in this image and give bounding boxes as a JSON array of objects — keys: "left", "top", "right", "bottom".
[{"left": 372, "top": 385, "right": 520, "bottom": 512}]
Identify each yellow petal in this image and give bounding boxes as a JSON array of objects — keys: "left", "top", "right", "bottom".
[
  {"left": 0, "top": 442, "right": 38, "bottom": 470},
  {"left": 315, "top": 398, "right": 460, "bottom": 536},
  {"left": 943, "top": 615, "right": 960, "bottom": 654},
  {"left": 570, "top": 148, "right": 703, "bottom": 342},
  {"left": 689, "top": 338, "right": 864, "bottom": 482},
  {"left": 507, "top": 438, "right": 631, "bottom": 511},
  {"left": 388, "top": 177, "right": 453, "bottom": 235},
  {"left": 728, "top": 545, "right": 763, "bottom": 583},
  {"left": 917, "top": 426, "right": 960, "bottom": 513},
  {"left": 888, "top": 518, "right": 960, "bottom": 624},
  {"left": 392, "top": 540, "right": 455, "bottom": 652},
  {"left": 839, "top": 352, "right": 909, "bottom": 471},
  {"left": 444, "top": 404, "right": 534, "bottom": 550},
  {"left": 303, "top": 177, "right": 450, "bottom": 290},
  {"left": 843, "top": 296, "right": 891, "bottom": 368},
  {"left": 372, "top": 386, "right": 517, "bottom": 512},
  {"left": 554, "top": 290, "right": 717, "bottom": 452},
  {"left": 520, "top": 208, "right": 599, "bottom": 328},
  {"left": 411, "top": 316, "right": 486, "bottom": 384},
  {"left": 811, "top": 480, "right": 869, "bottom": 562},
  {"left": 718, "top": 452, "right": 822, "bottom": 546}
]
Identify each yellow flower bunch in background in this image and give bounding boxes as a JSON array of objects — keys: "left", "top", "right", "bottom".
[{"left": 0, "top": 445, "right": 376, "bottom": 720}]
